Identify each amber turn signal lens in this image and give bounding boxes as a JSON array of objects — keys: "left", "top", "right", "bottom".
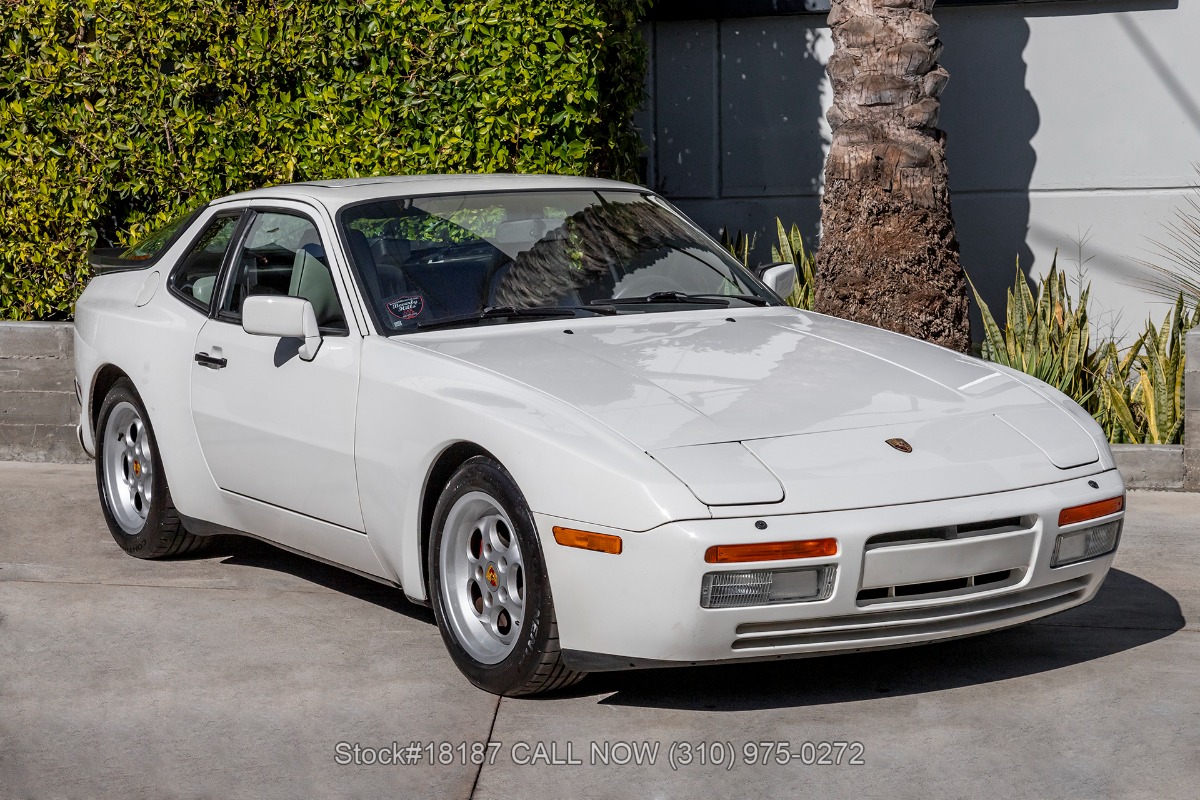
[
  {"left": 704, "top": 538, "right": 838, "bottom": 564},
  {"left": 1059, "top": 495, "right": 1124, "bottom": 527},
  {"left": 552, "top": 526, "right": 623, "bottom": 555}
]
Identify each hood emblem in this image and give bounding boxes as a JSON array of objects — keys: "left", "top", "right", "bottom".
[{"left": 886, "top": 438, "right": 913, "bottom": 453}]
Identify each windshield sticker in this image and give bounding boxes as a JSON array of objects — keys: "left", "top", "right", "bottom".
[{"left": 386, "top": 295, "right": 424, "bottom": 321}]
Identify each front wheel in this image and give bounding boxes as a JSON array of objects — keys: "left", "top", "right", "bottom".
[
  {"left": 95, "top": 379, "right": 208, "bottom": 559},
  {"left": 428, "top": 456, "right": 584, "bottom": 696}
]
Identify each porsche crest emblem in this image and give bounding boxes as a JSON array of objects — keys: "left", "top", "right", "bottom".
[
  {"left": 886, "top": 438, "right": 913, "bottom": 453},
  {"left": 485, "top": 564, "right": 499, "bottom": 588}
]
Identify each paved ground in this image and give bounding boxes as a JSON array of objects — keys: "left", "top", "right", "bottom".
[{"left": 1, "top": 462, "right": 1196, "bottom": 800}]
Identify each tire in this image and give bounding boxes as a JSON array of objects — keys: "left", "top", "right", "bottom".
[
  {"left": 428, "top": 456, "right": 585, "bottom": 696},
  {"left": 95, "top": 378, "right": 208, "bottom": 559}
]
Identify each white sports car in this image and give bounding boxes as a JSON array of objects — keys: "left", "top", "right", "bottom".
[{"left": 74, "top": 175, "right": 1125, "bottom": 695}]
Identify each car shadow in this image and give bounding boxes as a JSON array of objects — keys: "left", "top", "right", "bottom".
[
  {"left": 206, "top": 534, "right": 435, "bottom": 626},
  {"left": 571, "top": 569, "right": 1185, "bottom": 711},
  {"left": 188, "top": 540, "right": 1183, "bottom": 709}
]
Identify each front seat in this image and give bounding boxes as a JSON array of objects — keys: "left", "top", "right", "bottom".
[{"left": 344, "top": 228, "right": 415, "bottom": 324}]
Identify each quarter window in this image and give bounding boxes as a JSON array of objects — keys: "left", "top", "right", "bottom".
[
  {"left": 168, "top": 214, "right": 241, "bottom": 313},
  {"left": 220, "top": 211, "right": 348, "bottom": 333}
]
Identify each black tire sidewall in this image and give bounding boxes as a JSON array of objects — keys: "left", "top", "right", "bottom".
[
  {"left": 95, "top": 379, "right": 173, "bottom": 556},
  {"left": 428, "top": 456, "right": 557, "bottom": 695}
]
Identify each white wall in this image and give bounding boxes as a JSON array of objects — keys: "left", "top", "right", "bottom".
[{"left": 639, "top": 0, "right": 1200, "bottom": 341}]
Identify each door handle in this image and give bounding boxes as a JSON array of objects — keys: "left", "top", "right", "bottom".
[{"left": 194, "top": 352, "right": 228, "bottom": 370}]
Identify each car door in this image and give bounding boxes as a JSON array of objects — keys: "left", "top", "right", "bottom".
[{"left": 190, "top": 203, "right": 365, "bottom": 532}]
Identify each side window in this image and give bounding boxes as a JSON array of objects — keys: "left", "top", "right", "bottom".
[
  {"left": 168, "top": 214, "right": 241, "bottom": 312},
  {"left": 219, "top": 211, "right": 348, "bottom": 333}
]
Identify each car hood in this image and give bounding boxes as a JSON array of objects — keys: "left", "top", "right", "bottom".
[
  {"left": 406, "top": 307, "right": 1104, "bottom": 510},
  {"left": 408, "top": 308, "right": 1076, "bottom": 447}
]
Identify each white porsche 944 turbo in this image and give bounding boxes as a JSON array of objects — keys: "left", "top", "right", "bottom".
[{"left": 74, "top": 175, "right": 1125, "bottom": 695}]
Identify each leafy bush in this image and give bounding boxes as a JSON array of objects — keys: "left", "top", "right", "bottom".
[{"left": 0, "top": 0, "right": 650, "bottom": 320}]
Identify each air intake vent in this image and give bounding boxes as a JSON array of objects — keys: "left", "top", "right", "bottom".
[{"left": 857, "top": 569, "right": 1016, "bottom": 604}]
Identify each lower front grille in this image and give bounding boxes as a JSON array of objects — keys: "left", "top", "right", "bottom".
[
  {"left": 731, "top": 576, "right": 1091, "bottom": 651},
  {"left": 857, "top": 568, "right": 1017, "bottom": 604}
]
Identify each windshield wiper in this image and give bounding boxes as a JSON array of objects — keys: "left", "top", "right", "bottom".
[
  {"left": 414, "top": 305, "right": 608, "bottom": 331},
  {"left": 590, "top": 291, "right": 768, "bottom": 307},
  {"left": 687, "top": 293, "right": 770, "bottom": 306}
]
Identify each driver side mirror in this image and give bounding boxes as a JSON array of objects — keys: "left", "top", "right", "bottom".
[
  {"left": 242, "top": 296, "right": 323, "bottom": 361},
  {"left": 756, "top": 262, "right": 798, "bottom": 300}
]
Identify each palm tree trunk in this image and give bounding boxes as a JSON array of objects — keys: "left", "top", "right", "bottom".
[{"left": 816, "top": 0, "right": 970, "bottom": 352}]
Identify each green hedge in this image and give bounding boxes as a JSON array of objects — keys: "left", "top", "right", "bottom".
[{"left": 0, "top": 0, "right": 650, "bottom": 320}]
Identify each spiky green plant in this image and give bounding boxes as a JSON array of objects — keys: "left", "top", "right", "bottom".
[
  {"left": 721, "top": 219, "right": 816, "bottom": 310},
  {"left": 975, "top": 253, "right": 1199, "bottom": 445},
  {"left": 769, "top": 220, "right": 817, "bottom": 310},
  {"left": 1138, "top": 169, "right": 1200, "bottom": 311},
  {"left": 1105, "top": 294, "right": 1200, "bottom": 444},
  {"left": 720, "top": 228, "right": 756, "bottom": 272},
  {"left": 969, "top": 254, "right": 1101, "bottom": 406},
  {"left": 1093, "top": 337, "right": 1143, "bottom": 444}
]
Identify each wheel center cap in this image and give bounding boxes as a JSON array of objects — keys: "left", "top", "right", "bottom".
[
  {"left": 485, "top": 563, "right": 499, "bottom": 589},
  {"left": 133, "top": 460, "right": 141, "bottom": 476}
]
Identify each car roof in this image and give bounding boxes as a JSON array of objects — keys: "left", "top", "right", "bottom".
[{"left": 210, "top": 174, "right": 647, "bottom": 210}]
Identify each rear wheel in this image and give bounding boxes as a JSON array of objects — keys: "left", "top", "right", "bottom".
[
  {"left": 428, "top": 456, "right": 584, "bottom": 696},
  {"left": 95, "top": 379, "right": 208, "bottom": 559}
]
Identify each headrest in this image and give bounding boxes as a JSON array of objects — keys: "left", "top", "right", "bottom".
[{"left": 494, "top": 219, "right": 547, "bottom": 245}]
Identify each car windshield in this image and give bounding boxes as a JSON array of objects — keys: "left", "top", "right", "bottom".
[{"left": 339, "top": 190, "right": 775, "bottom": 332}]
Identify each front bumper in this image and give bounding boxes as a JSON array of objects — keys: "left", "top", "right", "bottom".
[{"left": 537, "top": 470, "right": 1124, "bottom": 671}]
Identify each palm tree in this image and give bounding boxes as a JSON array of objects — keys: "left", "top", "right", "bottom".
[{"left": 816, "top": 0, "right": 970, "bottom": 352}]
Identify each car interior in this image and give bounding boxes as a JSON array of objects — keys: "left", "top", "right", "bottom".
[
  {"left": 341, "top": 193, "right": 762, "bottom": 331},
  {"left": 219, "top": 213, "right": 347, "bottom": 332},
  {"left": 169, "top": 211, "right": 348, "bottom": 335},
  {"left": 346, "top": 225, "right": 531, "bottom": 327},
  {"left": 168, "top": 215, "right": 238, "bottom": 310}
]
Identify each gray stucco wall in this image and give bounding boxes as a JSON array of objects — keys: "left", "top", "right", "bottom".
[{"left": 637, "top": 0, "right": 1197, "bottom": 343}]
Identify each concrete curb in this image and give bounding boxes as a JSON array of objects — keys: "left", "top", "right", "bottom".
[
  {"left": 0, "top": 321, "right": 73, "bottom": 358},
  {"left": 1112, "top": 444, "right": 1184, "bottom": 491}
]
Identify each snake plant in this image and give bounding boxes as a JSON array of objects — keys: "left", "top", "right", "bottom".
[{"left": 722, "top": 219, "right": 816, "bottom": 310}]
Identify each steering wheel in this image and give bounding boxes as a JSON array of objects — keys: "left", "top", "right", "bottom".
[{"left": 612, "top": 273, "right": 681, "bottom": 299}]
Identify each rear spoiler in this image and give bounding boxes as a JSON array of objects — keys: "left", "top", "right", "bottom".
[{"left": 87, "top": 248, "right": 155, "bottom": 275}]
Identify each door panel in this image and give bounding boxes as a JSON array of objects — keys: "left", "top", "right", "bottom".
[{"left": 190, "top": 209, "right": 364, "bottom": 532}]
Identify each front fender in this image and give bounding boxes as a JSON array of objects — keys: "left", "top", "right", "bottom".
[{"left": 355, "top": 337, "right": 709, "bottom": 601}]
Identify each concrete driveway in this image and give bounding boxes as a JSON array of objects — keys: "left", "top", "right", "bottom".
[{"left": 1, "top": 462, "right": 1196, "bottom": 799}]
